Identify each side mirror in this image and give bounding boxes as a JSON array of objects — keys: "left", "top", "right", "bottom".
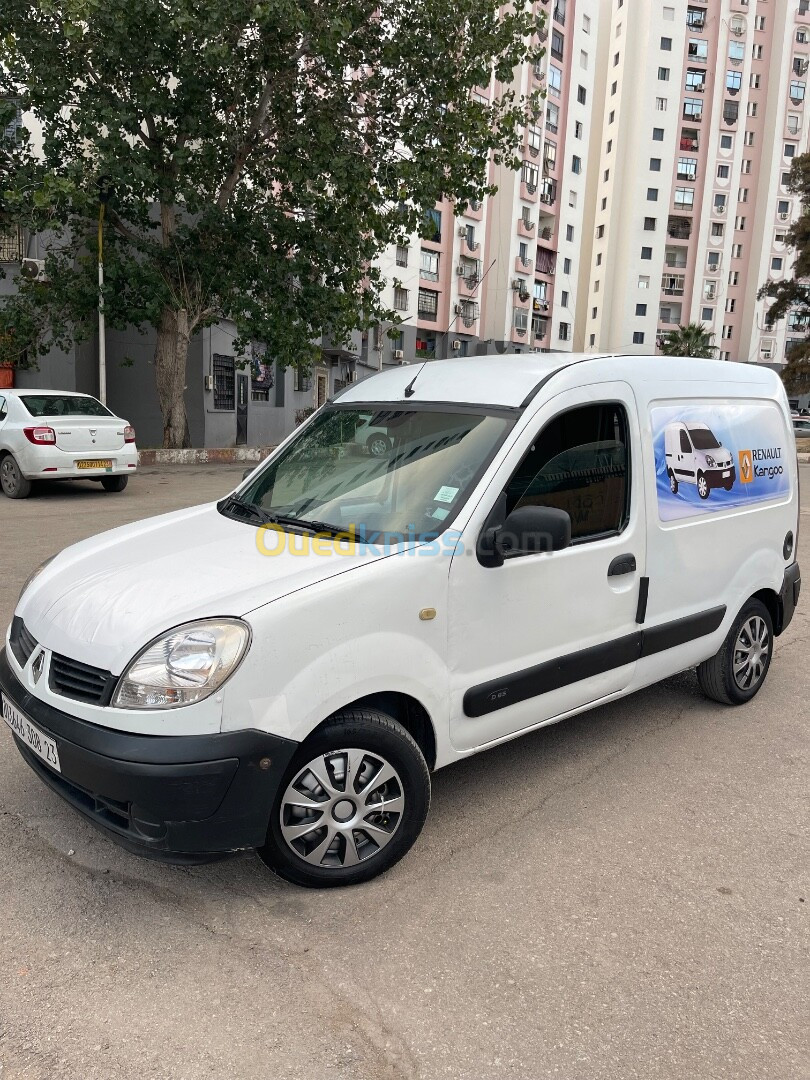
[{"left": 479, "top": 505, "right": 571, "bottom": 567}]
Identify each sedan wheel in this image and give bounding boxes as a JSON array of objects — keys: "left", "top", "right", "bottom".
[{"left": 0, "top": 455, "right": 32, "bottom": 499}]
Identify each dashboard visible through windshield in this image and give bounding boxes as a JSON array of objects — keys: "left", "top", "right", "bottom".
[{"left": 229, "top": 404, "right": 514, "bottom": 543}]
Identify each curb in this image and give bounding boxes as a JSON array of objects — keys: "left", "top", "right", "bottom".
[
  {"left": 138, "top": 446, "right": 275, "bottom": 466},
  {"left": 800, "top": 453, "right": 810, "bottom": 464}
]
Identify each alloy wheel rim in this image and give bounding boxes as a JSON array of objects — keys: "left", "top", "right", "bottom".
[
  {"left": 1, "top": 459, "right": 18, "bottom": 493},
  {"left": 733, "top": 615, "right": 769, "bottom": 690},
  {"left": 698, "top": 476, "right": 708, "bottom": 497},
  {"left": 279, "top": 748, "right": 405, "bottom": 869}
]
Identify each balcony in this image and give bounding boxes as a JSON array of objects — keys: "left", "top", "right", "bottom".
[
  {"left": 515, "top": 253, "right": 533, "bottom": 274},
  {"left": 661, "top": 274, "right": 686, "bottom": 296},
  {"left": 455, "top": 300, "right": 479, "bottom": 328},
  {"left": 681, "top": 128, "right": 700, "bottom": 151},
  {"left": 668, "top": 217, "right": 692, "bottom": 240},
  {"left": 535, "top": 249, "right": 557, "bottom": 276},
  {"left": 521, "top": 179, "right": 539, "bottom": 202},
  {"left": 461, "top": 232, "right": 480, "bottom": 255},
  {"left": 532, "top": 316, "right": 549, "bottom": 340},
  {"left": 553, "top": 3, "right": 565, "bottom": 26},
  {"left": 658, "top": 304, "right": 683, "bottom": 325},
  {"left": 665, "top": 247, "right": 688, "bottom": 268},
  {"left": 517, "top": 215, "right": 535, "bottom": 237},
  {"left": 539, "top": 179, "right": 558, "bottom": 206}
]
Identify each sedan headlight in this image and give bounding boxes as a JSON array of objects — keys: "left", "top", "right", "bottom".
[
  {"left": 18, "top": 555, "right": 56, "bottom": 606},
  {"left": 112, "top": 619, "right": 251, "bottom": 709}
]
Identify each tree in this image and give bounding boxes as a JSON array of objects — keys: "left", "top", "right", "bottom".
[
  {"left": 0, "top": 0, "right": 541, "bottom": 446},
  {"left": 758, "top": 153, "right": 810, "bottom": 397},
  {"left": 660, "top": 322, "right": 717, "bottom": 358}
]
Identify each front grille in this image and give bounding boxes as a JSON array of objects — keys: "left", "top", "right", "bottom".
[
  {"left": 9, "top": 616, "right": 38, "bottom": 668},
  {"left": 49, "top": 653, "right": 116, "bottom": 706}
]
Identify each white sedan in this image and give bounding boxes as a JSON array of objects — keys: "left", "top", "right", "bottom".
[{"left": 0, "top": 389, "right": 138, "bottom": 499}]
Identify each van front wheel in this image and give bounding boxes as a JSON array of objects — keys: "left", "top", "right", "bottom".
[
  {"left": 259, "top": 709, "right": 431, "bottom": 888},
  {"left": 697, "top": 598, "right": 773, "bottom": 705},
  {"left": 697, "top": 472, "right": 710, "bottom": 499}
]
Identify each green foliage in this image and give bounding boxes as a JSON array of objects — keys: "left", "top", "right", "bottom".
[
  {"left": 0, "top": 0, "right": 543, "bottom": 370},
  {"left": 758, "top": 153, "right": 810, "bottom": 395},
  {"left": 660, "top": 322, "right": 717, "bottom": 359}
]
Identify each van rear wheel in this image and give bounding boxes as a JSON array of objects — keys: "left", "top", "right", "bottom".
[
  {"left": 258, "top": 709, "right": 430, "bottom": 888},
  {"left": 697, "top": 598, "right": 773, "bottom": 705},
  {"left": 668, "top": 470, "right": 679, "bottom": 495}
]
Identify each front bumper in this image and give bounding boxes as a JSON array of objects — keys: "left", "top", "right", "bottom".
[
  {"left": 704, "top": 465, "right": 736, "bottom": 488},
  {"left": 0, "top": 649, "right": 298, "bottom": 862},
  {"left": 777, "top": 561, "right": 801, "bottom": 635}
]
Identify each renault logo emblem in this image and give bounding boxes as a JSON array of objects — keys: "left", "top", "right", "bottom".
[{"left": 31, "top": 650, "right": 45, "bottom": 685}]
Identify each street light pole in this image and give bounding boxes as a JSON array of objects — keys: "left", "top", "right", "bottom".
[{"left": 97, "top": 199, "right": 106, "bottom": 405}]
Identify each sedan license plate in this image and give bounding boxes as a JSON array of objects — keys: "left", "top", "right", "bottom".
[
  {"left": 2, "top": 695, "right": 61, "bottom": 773},
  {"left": 76, "top": 459, "right": 113, "bottom": 471}
]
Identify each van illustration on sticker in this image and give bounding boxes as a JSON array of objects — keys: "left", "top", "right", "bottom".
[{"left": 651, "top": 404, "right": 789, "bottom": 521}]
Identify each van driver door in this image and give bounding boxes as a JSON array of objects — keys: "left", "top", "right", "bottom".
[{"left": 447, "top": 383, "right": 647, "bottom": 753}]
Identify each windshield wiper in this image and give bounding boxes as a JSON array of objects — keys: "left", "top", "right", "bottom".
[
  {"left": 217, "top": 495, "right": 270, "bottom": 524},
  {"left": 270, "top": 514, "right": 358, "bottom": 539}
]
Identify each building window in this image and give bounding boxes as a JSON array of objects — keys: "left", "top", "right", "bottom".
[
  {"left": 614, "top": 52, "right": 620, "bottom": 66},
  {"left": 636, "top": 304, "right": 647, "bottom": 316},
  {"left": 683, "top": 99, "right": 703, "bottom": 120},
  {"left": 686, "top": 69, "right": 706, "bottom": 93},
  {"left": 677, "top": 157, "right": 698, "bottom": 180},
  {"left": 420, "top": 250, "right": 439, "bottom": 281},
  {"left": 548, "top": 65, "right": 562, "bottom": 97},
  {"left": 546, "top": 102, "right": 560, "bottom": 133},
  {"left": 711, "top": 222, "right": 724, "bottom": 238},
  {"left": 785, "top": 142, "right": 797, "bottom": 158},
  {"left": 577, "top": 85, "right": 587, "bottom": 104},
  {"left": 755, "top": 14, "right": 765, "bottom": 30},
  {"left": 572, "top": 154, "right": 582, "bottom": 174},
  {"left": 790, "top": 80, "right": 806, "bottom": 102},
  {"left": 647, "top": 188, "right": 658, "bottom": 201},
  {"left": 658, "top": 67, "right": 670, "bottom": 81},
  {"left": 650, "top": 158, "right": 661, "bottom": 172},
  {"left": 417, "top": 288, "right": 439, "bottom": 321},
  {"left": 656, "top": 97, "right": 667, "bottom": 111},
  {"left": 611, "top": 81, "right": 617, "bottom": 96},
  {"left": 708, "top": 252, "right": 721, "bottom": 269},
  {"left": 641, "top": 247, "right": 653, "bottom": 260},
  {"left": 729, "top": 41, "right": 745, "bottom": 64},
  {"left": 609, "top": 110, "right": 615, "bottom": 124},
  {"left": 688, "top": 39, "right": 709, "bottom": 62},
  {"left": 735, "top": 215, "right": 746, "bottom": 231},
  {"left": 589, "top": 334, "right": 596, "bottom": 347},
  {"left": 720, "top": 135, "right": 733, "bottom": 150},
  {"left": 739, "top": 187, "right": 749, "bottom": 203},
  {"left": 606, "top": 139, "right": 613, "bottom": 153},
  {"left": 729, "top": 271, "right": 740, "bottom": 285},
  {"left": 551, "top": 30, "right": 564, "bottom": 60},
  {"left": 596, "top": 253, "right": 602, "bottom": 266},
  {"left": 644, "top": 217, "right": 656, "bottom": 231},
  {"left": 638, "top": 275, "right": 650, "bottom": 289},
  {"left": 293, "top": 367, "right": 312, "bottom": 392},
  {"left": 772, "top": 257, "right": 784, "bottom": 271},
  {"left": 778, "top": 200, "right": 790, "bottom": 215},
  {"left": 663, "top": 6, "right": 674, "bottom": 20},
  {"left": 583, "top": 13, "right": 591, "bottom": 33},
  {"left": 674, "top": 188, "right": 695, "bottom": 209},
  {"left": 732, "top": 244, "right": 743, "bottom": 258},
  {"left": 702, "top": 308, "right": 713, "bottom": 322},
  {"left": 594, "top": 279, "right": 600, "bottom": 291},
  {"left": 714, "top": 194, "right": 727, "bottom": 212},
  {"left": 633, "top": 332, "right": 645, "bottom": 345},
  {"left": 727, "top": 70, "right": 742, "bottom": 93},
  {"left": 213, "top": 354, "right": 235, "bottom": 410},
  {"left": 744, "top": 130, "right": 755, "bottom": 146},
  {"left": 395, "top": 245, "right": 408, "bottom": 267},
  {"left": 596, "top": 225, "right": 605, "bottom": 238},
  {"left": 575, "top": 120, "right": 583, "bottom": 138},
  {"left": 725, "top": 299, "right": 736, "bottom": 313},
  {"left": 563, "top": 257, "right": 572, "bottom": 274},
  {"left": 717, "top": 164, "right": 730, "bottom": 179},
  {"left": 566, "top": 224, "right": 574, "bottom": 241},
  {"left": 653, "top": 127, "right": 664, "bottom": 141},
  {"left": 591, "top": 306, "right": 597, "bottom": 319},
  {"left": 661, "top": 37, "right": 672, "bottom": 51},
  {"left": 394, "top": 287, "right": 409, "bottom": 311},
  {"left": 603, "top": 169, "right": 610, "bottom": 182},
  {"left": 558, "top": 322, "right": 571, "bottom": 341}
]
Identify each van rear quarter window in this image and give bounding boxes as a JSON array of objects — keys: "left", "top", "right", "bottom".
[{"left": 652, "top": 401, "right": 790, "bottom": 521}]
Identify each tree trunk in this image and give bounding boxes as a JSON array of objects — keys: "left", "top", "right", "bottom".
[{"left": 154, "top": 306, "right": 192, "bottom": 449}]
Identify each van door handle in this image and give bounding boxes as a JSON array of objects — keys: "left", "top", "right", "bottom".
[{"left": 608, "top": 554, "right": 637, "bottom": 577}]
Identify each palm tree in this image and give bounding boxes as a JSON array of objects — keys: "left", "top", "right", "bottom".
[{"left": 660, "top": 322, "right": 717, "bottom": 358}]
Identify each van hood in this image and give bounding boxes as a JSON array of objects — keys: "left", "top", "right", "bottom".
[{"left": 16, "top": 503, "right": 393, "bottom": 674}]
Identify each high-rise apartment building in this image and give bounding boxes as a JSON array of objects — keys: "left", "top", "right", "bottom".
[
  {"left": 373, "top": 0, "right": 599, "bottom": 371},
  {"left": 576, "top": 0, "right": 810, "bottom": 366}
]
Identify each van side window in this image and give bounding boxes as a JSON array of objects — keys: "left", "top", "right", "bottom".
[
  {"left": 679, "top": 429, "right": 692, "bottom": 453},
  {"left": 0, "top": 396, "right": 6, "bottom": 420},
  {"left": 504, "top": 403, "right": 630, "bottom": 541}
]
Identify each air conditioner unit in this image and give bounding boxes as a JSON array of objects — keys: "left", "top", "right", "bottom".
[
  {"left": 397, "top": 358, "right": 409, "bottom": 366},
  {"left": 204, "top": 374, "right": 214, "bottom": 391},
  {"left": 511, "top": 279, "right": 524, "bottom": 291},
  {"left": 20, "top": 258, "right": 47, "bottom": 282},
  {"left": 456, "top": 264, "right": 466, "bottom": 275},
  {"left": 731, "top": 26, "right": 743, "bottom": 36},
  {"left": 347, "top": 370, "right": 358, "bottom": 383},
  {"left": 694, "top": 84, "right": 705, "bottom": 92},
  {"left": 454, "top": 302, "right": 465, "bottom": 314},
  {"left": 451, "top": 339, "right": 462, "bottom": 350},
  {"left": 780, "top": 212, "right": 790, "bottom": 219},
  {"left": 458, "top": 226, "right": 468, "bottom": 237},
  {"left": 393, "top": 349, "right": 404, "bottom": 360},
  {"left": 541, "top": 302, "right": 549, "bottom": 311}
]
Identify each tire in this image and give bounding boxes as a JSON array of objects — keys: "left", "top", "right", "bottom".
[
  {"left": 668, "top": 470, "right": 679, "bottom": 495},
  {"left": 366, "top": 434, "right": 391, "bottom": 457},
  {"left": 259, "top": 708, "right": 431, "bottom": 888},
  {"left": 697, "top": 598, "right": 773, "bottom": 706},
  {"left": 697, "top": 472, "right": 710, "bottom": 500},
  {"left": 101, "top": 476, "right": 128, "bottom": 492},
  {"left": 0, "top": 454, "right": 32, "bottom": 499},
  {"left": 723, "top": 481, "right": 733, "bottom": 491}
]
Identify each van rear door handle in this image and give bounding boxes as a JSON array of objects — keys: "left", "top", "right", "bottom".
[{"left": 608, "top": 554, "right": 637, "bottom": 577}]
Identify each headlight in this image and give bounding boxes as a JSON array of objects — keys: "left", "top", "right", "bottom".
[
  {"left": 112, "top": 619, "right": 251, "bottom": 709},
  {"left": 18, "top": 555, "right": 56, "bottom": 606},
  {"left": 705, "top": 455, "right": 716, "bottom": 467}
]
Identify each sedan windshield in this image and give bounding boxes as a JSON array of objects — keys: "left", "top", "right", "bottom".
[
  {"left": 234, "top": 405, "right": 513, "bottom": 542},
  {"left": 688, "top": 427, "right": 721, "bottom": 451},
  {"left": 20, "top": 394, "right": 113, "bottom": 418}
]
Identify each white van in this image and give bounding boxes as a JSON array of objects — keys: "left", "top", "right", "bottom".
[
  {"left": 664, "top": 420, "right": 735, "bottom": 499},
  {"left": 1, "top": 355, "right": 801, "bottom": 888}
]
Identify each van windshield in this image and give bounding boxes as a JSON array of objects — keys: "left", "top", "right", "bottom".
[
  {"left": 688, "top": 427, "right": 721, "bottom": 450},
  {"left": 231, "top": 405, "right": 513, "bottom": 542}
]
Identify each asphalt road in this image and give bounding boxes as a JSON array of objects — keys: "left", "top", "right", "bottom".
[{"left": 0, "top": 467, "right": 807, "bottom": 1080}]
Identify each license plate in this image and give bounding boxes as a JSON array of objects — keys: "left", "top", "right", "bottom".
[
  {"left": 76, "top": 459, "right": 113, "bottom": 470},
  {"left": 2, "top": 695, "right": 61, "bottom": 773},
  {"left": 723, "top": 470, "right": 730, "bottom": 478}
]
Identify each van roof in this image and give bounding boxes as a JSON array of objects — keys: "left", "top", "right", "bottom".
[{"left": 336, "top": 353, "right": 783, "bottom": 410}]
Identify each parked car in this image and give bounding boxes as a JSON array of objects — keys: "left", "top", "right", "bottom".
[
  {"left": 353, "top": 415, "right": 392, "bottom": 456},
  {"left": 1, "top": 355, "right": 801, "bottom": 887},
  {"left": 0, "top": 390, "right": 137, "bottom": 499},
  {"left": 792, "top": 418, "right": 810, "bottom": 438}
]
